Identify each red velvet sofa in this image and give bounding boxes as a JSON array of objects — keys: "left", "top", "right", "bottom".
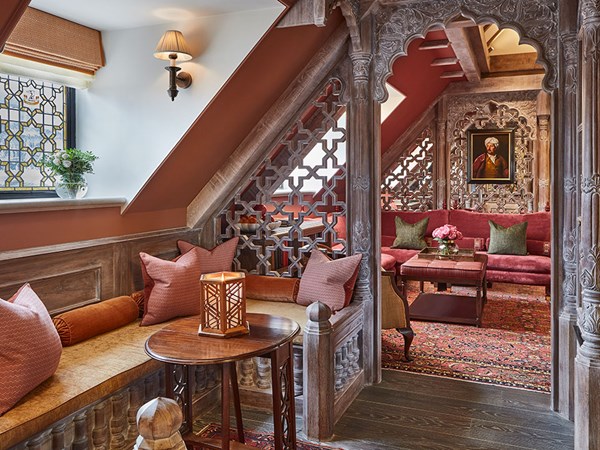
[{"left": 381, "top": 209, "right": 551, "bottom": 290}]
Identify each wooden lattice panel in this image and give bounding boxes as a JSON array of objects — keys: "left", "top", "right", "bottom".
[
  {"left": 216, "top": 80, "right": 347, "bottom": 276},
  {"left": 381, "top": 127, "right": 434, "bottom": 211},
  {"left": 448, "top": 95, "right": 537, "bottom": 213}
]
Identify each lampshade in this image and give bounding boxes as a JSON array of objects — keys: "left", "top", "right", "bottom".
[{"left": 154, "top": 30, "right": 192, "bottom": 61}]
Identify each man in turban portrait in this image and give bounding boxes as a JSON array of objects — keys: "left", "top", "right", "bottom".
[{"left": 472, "top": 136, "right": 509, "bottom": 179}]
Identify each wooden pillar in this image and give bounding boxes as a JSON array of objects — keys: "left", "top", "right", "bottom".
[
  {"left": 435, "top": 98, "right": 448, "bottom": 209},
  {"left": 346, "top": 15, "right": 382, "bottom": 386},
  {"left": 536, "top": 91, "right": 551, "bottom": 212},
  {"left": 557, "top": 0, "right": 579, "bottom": 421},
  {"left": 576, "top": 1, "right": 600, "bottom": 447},
  {"left": 303, "top": 302, "right": 334, "bottom": 440}
]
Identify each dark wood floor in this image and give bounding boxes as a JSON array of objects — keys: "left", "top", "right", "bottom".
[{"left": 198, "top": 370, "right": 574, "bottom": 450}]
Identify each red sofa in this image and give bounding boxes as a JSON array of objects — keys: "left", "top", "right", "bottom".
[{"left": 381, "top": 209, "right": 551, "bottom": 290}]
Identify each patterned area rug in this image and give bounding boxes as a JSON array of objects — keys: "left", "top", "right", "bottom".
[
  {"left": 197, "top": 423, "right": 343, "bottom": 450},
  {"left": 382, "top": 282, "right": 551, "bottom": 391}
]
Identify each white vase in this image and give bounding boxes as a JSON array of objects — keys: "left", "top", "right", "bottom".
[{"left": 55, "top": 175, "right": 88, "bottom": 199}]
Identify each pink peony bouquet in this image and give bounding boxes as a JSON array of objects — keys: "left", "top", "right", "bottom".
[{"left": 432, "top": 224, "right": 463, "bottom": 242}]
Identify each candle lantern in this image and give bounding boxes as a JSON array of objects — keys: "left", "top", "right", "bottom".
[{"left": 199, "top": 272, "right": 249, "bottom": 338}]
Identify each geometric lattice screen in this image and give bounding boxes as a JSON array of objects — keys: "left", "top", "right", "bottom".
[
  {"left": 449, "top": 101, "right": 535, "bottom": 213},
  {"left": 381, "top": 127, "right": 434, "bottom": 211},
  {"left": 216, "top": 80, "right": 347, "bottom": 277},
  {"left": 0, "top": 74, "right": 68, "bottom": 193}
]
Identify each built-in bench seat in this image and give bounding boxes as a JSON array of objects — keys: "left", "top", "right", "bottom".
[{"left": 1, "top": 320, "right": 169, "bottom": 450}]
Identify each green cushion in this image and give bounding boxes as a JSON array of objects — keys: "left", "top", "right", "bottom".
[
  {"left": 487, "top": 220, "right": 528, "bottom": 255},
  {"left": 391, "top": 216, "right": 429, "bottom": 250}
]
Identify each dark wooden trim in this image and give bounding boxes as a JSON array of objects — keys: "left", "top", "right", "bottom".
[{"left": 0, "top": 0, "right": 30, "bottom": 52}]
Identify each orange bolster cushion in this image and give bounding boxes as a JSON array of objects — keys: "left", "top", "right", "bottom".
[
  {"left": 52, "top": 296, "right": 139, "bottom": 346},
  {"left": 245, "top": 275, "right": 299, "bottom": 303}
]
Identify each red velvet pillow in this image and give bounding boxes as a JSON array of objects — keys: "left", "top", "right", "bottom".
[
  {"left": 140, "top": 248, "right": 204, "bottom": 326},
  {"left": 297, "top": 250, "right": 362, "bottom": 312},
  {"left": 177, "top": 237, "right": 239, "bottom": 273},
  {"left": 0, "top": 284, "right": 62, "bottom": 415}
]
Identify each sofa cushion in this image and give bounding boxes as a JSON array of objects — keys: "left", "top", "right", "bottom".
[
  {"left": 392, "top": 216, "right": 429, "bottom": 249},
  {"left": 381, "top": 247, "right": 420, "bottom": 265},
  {"left": 177, "top": 237, "right": 239, "bottom": 272},
  {"left": 140, "top": 248, "right": 204, "bottom": 326},
  {"left": 382, "top": 209, "right": 449, "bottom": 238},
  {"left": 245, "top": 275, "right": 299, "bottom": 303},
  {"left": 527, "top": 239, "right": 551, "bottom": 257},
  {"left": 488, "top": 220, "right": 528, "bottom": 255},
  {"left": 381, "top": 253, "right": 397, "bottom": 271},
  {"left": 449, "top": 209, "right": 550, "bottom": 241},
  {"left": 297, "top": 250, "right": 362, "bottom": 311},
  {"left": 52, "top": 296, "right": 139, "bottom": 346},
  {"left": 0, "top": 284, "right": 62, "bottom": 415},
  {"left": 485, "top": 253, "right": 550, "bottom": 274}
]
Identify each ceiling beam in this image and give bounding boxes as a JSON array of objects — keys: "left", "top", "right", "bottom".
[
  {"left": 418, "top": 39, "right": 449, "bottom": 50},
  {"left": 444, "top": 27, "right": 481, "bottom": 82}
]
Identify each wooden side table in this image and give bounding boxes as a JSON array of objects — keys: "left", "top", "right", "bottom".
[{"left": 145, "top": 313, "right": 300, "bottom": 450}]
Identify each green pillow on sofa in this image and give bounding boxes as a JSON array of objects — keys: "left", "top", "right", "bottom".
[
  {"left": 391, "top": 216, "right": 429, "bottom": 250},
  {"left": 487, "top": 220, "right": 528, "bottom": 255}
]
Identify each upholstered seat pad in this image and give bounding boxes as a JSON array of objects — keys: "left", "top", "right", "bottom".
[
  {"left": 0, "top": 320, "right": 168, "bottom": 449},
  {"left": 401, "top": 255, "right": 487, "bottom": 282},
  {"left": 381, "top": 253, "right": 397, "bottom": 271},
  {"left": 246, "top": 299, "right": 306, "bottom": 345},
  {"left": 485, "top": 253, "right": 550, "bottom": 274},
  {"left": 381, "top": 247, "right": 419, "bottom": 265}
]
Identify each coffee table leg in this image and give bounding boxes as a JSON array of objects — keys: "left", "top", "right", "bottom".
[
  {"left": 229, "top": 363, "right": 245, "bottom": 443},
  {"left": 476, "top": 285, "right": 482, "bottom": 327},
  {"left": 221, "top": 365, "right": 231, "bottom": 450},
  {"left": 270, "top": 342, "right": 296, "bottom": 450}
]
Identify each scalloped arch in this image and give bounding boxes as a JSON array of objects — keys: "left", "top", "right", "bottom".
[{"left": 373, "top": 0, "right": 558, "bottom": 102}]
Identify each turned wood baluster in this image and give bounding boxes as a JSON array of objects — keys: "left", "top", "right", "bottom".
[
  {"left": 134, "top": 397, "right": 186, "bottom": 450},
  {"left": 256, "top": 357, "right": 271, "bottom": 389},
  {"left": 51, "top": 423, "right": 68, "bottom": 450},
  {"left": 72, "top": 411, "right": 89, "bottom": 450},
  {"left": 92, "top": 400, "right": 110, "bottom": 450},
  {"left": 239, "top": 358, "right": 255, "bottom": 387},
  {"left": 128, "top": 383, "right": 145, "bottom": 444},
  {"left": 334, "top": 350, "right": 344, "bottom": 392},
  {"left": 293, "top": 346, "right": 303, "bottom": 396},
  {"left": 110, "top": 392, "right": 128, "bottom": 449},
  {"left": 195, "top": 365, "right": 207, "bottom": 393}
]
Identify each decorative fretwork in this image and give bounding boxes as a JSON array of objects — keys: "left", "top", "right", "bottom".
[
  {"left": 448, "top": 94, "right": 537, "bottom": 213},
  {"left": 381, "top": 127, "right": 434, "bottom": 211},
  {"left": 0, "top": 74, "right": 68, "bottom": 192},
  {"left": 216, "top": 80, "right": 347, "bottom": 276}
]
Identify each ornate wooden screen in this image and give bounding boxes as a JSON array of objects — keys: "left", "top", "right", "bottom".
[
  {"left": 448, "top": 95, "right": 537, "bottom": 213},
  {"left": 216, "top": 80, "right": 347, "bottom": 276},
  {"left": 381, "top": 127, "right": 434, "bottom": 211}
]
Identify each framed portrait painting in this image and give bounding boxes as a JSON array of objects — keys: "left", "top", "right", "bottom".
[{"left": 467, "top": 128, "right": 515, "bottom": 184}]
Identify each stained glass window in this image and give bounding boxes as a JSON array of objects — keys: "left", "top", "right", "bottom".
[{"left": 0, "top": 74, "right": 74, "bottom": 198}]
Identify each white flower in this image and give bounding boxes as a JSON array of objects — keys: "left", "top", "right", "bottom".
[
  {"left": 53, "top": 158, "right": 60, "bottom": 165},
  {"left": 59, "top": 151, "right": 67, "bottom": 159},
  {"left": 62, "top": 160, "right": 72, "bottom": 168}
]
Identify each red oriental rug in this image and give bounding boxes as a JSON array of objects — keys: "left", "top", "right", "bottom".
[
  {"left": 196, "top": 423, "right": 343, "bottom": 450},
  {"left": 382, "top": 282, "right": 551, "bottom": 392}
]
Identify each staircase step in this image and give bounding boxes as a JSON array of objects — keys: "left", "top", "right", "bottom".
[
  {"left": 419, "top": 39, "right": 450, "bottom": 50},
  {"left": 431, "top": 57, "right": 459, "bottom": 66},
  {"left": 440, "top": 71, "right": 465, "bottom": 78}
]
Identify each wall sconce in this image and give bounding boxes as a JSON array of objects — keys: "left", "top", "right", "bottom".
[{"left": 154, "top": 30, "right": 192, "bottom": 101}]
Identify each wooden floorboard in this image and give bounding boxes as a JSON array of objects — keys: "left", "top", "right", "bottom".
[{"left": 195, "top": 370, "right": 574, "bottom": 450}]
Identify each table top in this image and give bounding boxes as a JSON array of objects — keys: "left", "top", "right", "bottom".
[{"left": 145, "top": 313, "right": 300, "bottom": 366}]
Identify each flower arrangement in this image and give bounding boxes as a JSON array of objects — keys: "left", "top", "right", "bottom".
[
  {"left": 432, "top": 224, "right": 463, "bottom": 243},
  {"left": 44, "top": 148, "right": 98, "bottom": 185}
]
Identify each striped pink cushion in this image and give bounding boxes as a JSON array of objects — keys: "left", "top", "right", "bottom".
[
  {"left": 297, "top": 250, "right": 362, "bottom": 312},
  {"left": 140, "top": 248, "right": 204, "bottom": 326},
  {"left": 0, "top": 284, "right": 62, "bottom": 415},
  {"left": 177, "top": 238, "right": 239, "bottom": 273}
]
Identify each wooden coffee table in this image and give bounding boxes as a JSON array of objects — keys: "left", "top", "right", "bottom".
[
  {"left": 399, "top": 253, "right": 488, "bottom": 327},
  {"left": 145, "top": 313, "right": 300, "bottom": 450}
]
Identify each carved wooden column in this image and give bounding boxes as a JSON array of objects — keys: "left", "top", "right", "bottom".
[
  {"left": 557, "top": 0, "right": 579, "bottom": 421},
  {"left": 536, "top": 91, "right": 551, "bottom": 212},
  {"left": 435, "top": 98, "right": 448, "bottom": 209},
  {"left": 576, "top": 1, "right": 600, "bottom": 447},
  {"left": 345, "top": 13, "right": 382, "bottom": 386}
]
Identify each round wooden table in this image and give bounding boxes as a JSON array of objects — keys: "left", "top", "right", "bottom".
[{"left": 145, "top": 313, "right": 300, "bottom": 450}]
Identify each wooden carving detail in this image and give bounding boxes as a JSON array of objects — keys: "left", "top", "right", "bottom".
[
  {"left": 216, "top": 80, "right": 348, "bottom": 276},
  {"left": 372, "top": 0, "right": 558, "bottom": 101},
  {"left": 448, "top": 93, "right": 537, "bottom": 212},
  {"left": 381, "top": 127, "right": 435, "bottom": 211},
  {"left": 334, "top": 332, "right": 362, "bottom": 395}
]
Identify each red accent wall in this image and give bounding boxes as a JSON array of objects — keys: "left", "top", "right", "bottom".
[{"left": 381, "top": 30, "right": 463, "bottom": 152}]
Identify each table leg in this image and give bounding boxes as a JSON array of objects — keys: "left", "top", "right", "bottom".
[
  {"left": 228, "top": 363, "right": 245, "bottom": 444},
  {"left": 270, "top": 342, "right": 296, "bottom": 450},
  {"left": 165, "top": 364, "right": 194, "bottom": 434},
  {"left": 483, "top": 275, "right": 488, "bottom": 304},
  {"left": 221, "top": 365, "right": 231, "bottom": 450},
  {"left": 476, "top": 285, "right": 482, "bottom": 327}
]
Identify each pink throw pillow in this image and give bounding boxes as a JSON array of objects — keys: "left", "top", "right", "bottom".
[
  {"left": 140, "top": 248, "right": 204, "bottom": 326},
  {"left": 177, "top": 238, "right": 239, "bottom": 273},
  {"left": 0, "top": 284, "right": 62, "bottom": 415},
  {"left": 297, "top": 250, "right": 362, "bottom": 312}
]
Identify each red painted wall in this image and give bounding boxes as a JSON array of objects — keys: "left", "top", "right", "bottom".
[{"left": 381, "top": 30, "right": 462, "bottom": 152}]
